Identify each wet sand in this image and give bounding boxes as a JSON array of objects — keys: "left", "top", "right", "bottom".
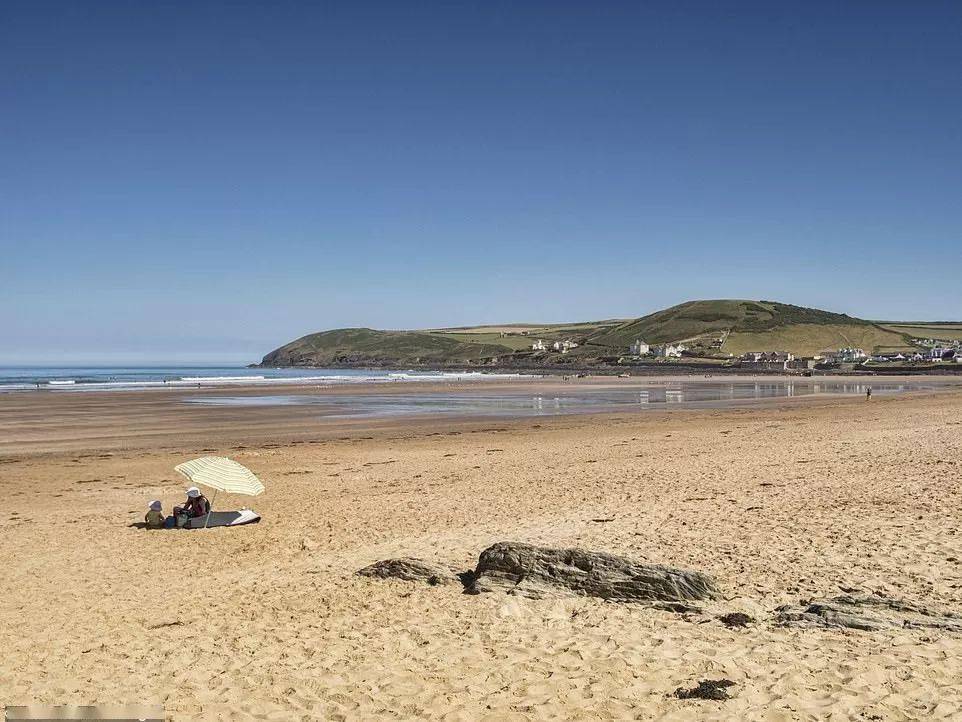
[
  {"left": 1, "top": 378, "right": 961, "bottom": 719},
  {"left": 1, "top": 374, "right": 956, "bottom": 453}
]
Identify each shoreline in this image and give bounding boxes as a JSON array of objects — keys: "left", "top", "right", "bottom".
[{"left": 5, "top": 362, "right": 961, "bottom": 396}]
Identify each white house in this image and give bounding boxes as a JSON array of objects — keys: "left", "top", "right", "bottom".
[
  {"left": 653, "top": 343, "right": 686, "bottom": 358},
  {"left": 929, "top": 347, "right": 957, "bottom": 361},
  {"left": 741, "top": 351, "right": 794, "bottom": 363},
  {"left": 531, "top": 339, "right": 546, "bottom": 351},
  {"left": 629, "top": 339, "right": 650, "bottom": 355},
  {"left": 552, "top": 339, "right": 579, "bottom": 354},
  {"left": 741, "top": 351, "right": 795, "bottom": 370},
  {"left": 822, "top": 347, "right": 867, "bottom": 363}
]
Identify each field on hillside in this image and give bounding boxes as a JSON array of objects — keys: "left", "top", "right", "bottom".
[
  {"left": 722, "top": 324, "right": 915, "bottom": 356},
  {"left": 880, "top": 324, "right": 962, "bottom": 342},
  {"left": 427, "top": 331, "right": 535, "bottom": 351},
  {"left": 431, "top": 320, "right": 625, "bottom": 351}
]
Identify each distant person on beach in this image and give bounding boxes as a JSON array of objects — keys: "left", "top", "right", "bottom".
[
  {"left": 866, "top": 387, "right": 872, "bottom": 400},
  {"left": 144, "top": 500, "right": 165, "bottom": 529}
]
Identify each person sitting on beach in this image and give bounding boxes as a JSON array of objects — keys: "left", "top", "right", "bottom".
[
  {"left": 173, "top": 486, "right": 210, "bottom": 522},
  {"left": 144, "top": 500, "right": 165, "bottom": 529}
]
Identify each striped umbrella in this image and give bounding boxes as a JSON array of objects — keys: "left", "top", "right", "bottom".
[{"left": 175, "top": 457, "right": 265, "bottom": 527}]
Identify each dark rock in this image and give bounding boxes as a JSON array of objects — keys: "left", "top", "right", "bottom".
[
  {"left": 776, "top": 593, "right": 962, "bottom": 632},
  {"left": 674, "top": 679, "right": 736, "bottom": 701},
  {"left": 718, "top": 612, "right": 755, "bottom": 628},
  {"left": 356, "top": 558, "right": 457, "bottom": 586},
  {"left": 466, "top": 541, "right": 720, "bottom": 602}
]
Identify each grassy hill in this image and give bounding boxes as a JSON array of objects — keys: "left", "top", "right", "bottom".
[
  {"left": 877, "top": 322, "right": 962, "bottom": 342},
  {"left": 587, "top": 300, "right": 913, "bottom": 356},
  {"left": 259, "top": 300, "right": 920, "bottom": 367},
  {"left": 589, "top": 300, "right": 865, "bottom": 345},
  {"left": 260, "top": 328, "right": 513, "bottom": 367}
]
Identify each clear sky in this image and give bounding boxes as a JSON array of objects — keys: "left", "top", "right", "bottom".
[{"left": 2, "top": 2, "right": 960, "bottom": 364}]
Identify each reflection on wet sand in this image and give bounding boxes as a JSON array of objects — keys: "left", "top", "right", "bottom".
[{"left": 185, "top": 380, "right": 924, "bottom": 418}]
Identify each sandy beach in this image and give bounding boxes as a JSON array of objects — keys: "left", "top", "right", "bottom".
[{"left": 2, "top": 378, "right": 962, "bottom": 720}]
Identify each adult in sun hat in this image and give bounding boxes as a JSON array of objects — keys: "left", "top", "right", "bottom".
[{"left": 173, "top": 486, "right": 210, "bottom": 523}]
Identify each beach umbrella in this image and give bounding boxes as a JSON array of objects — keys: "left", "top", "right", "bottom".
[{"left": 175, "top": 456, "right": 264, "bottom": 528}]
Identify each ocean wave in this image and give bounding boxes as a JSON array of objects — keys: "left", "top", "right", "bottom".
[
  {"left": 0, "top": 383, "right": 37, "bottom": 391},
  {"left": 180, "top": 376, "right": 266, "bottom": 382},
  {"left": 0, "top": 369, "right": 524, "bottom": 393}
]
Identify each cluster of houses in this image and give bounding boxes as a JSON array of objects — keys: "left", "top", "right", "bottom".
[
  {"left": 629, "top": 340, "right": 687, "bottom": 358},
  {"left": 739, "top": 351, "right": 800, "bottom": 371},
  {"left": 745, "top": 345, "right": 962, "bottom": 368},
  {"left": 868, "top": 347, "right": 959, "bottom": 363},
  {"left": 823, "top": 343, "right": 960, "bottom": 364},
  {"left": 918, "top": 338, "right": 962, "bottom": 349},
  {"left": 744, "top": 345, "right": 960, "bottom": 368},
  {"left": 522, "top": 330, "right": 961, "bottom": 367},
  {"left": 818, "top": 347, "right": 867, "bottom": 364},
  {"left": 530, "top": 339, "right": 579, "bottom": 354},
  {"left": 622, "top": 337, "right": 962, "bottom": 369}
]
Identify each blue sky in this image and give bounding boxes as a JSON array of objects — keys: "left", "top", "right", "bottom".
[{"left": 2, "top": 2, "right": 960, "bottom": 364}]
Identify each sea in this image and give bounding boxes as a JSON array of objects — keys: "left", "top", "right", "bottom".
[{"left": 0, "top": 366, "right": 520, "bottom": 393}]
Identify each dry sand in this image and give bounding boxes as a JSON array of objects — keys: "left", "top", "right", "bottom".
[{"left": 1, "top": 380, "right": 961, "bottom": 720}]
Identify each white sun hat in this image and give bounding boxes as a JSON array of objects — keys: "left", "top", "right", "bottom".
[{"left": 186, "top": 486, "right": 201, "bottom": 498}]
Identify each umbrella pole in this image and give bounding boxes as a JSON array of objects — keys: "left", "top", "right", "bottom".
[{"left": 203, "top": 489, "right": 217, "bottom": 529}]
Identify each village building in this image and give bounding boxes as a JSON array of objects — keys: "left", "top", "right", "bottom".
[
  {"left": 741, "top": 351, "right": 794, "bottom": 363},
  {"left": 820, "top": 347, "right": 867, "bottom": 364},
  {"left": 869, "top": 352, "right": 912, "bottom": 363},
  {"left": 629, "top": 339, "right": 650, "bottom": 355},
  {"left": 652, "top": 343, "right": 686, "bottom": 358},
  {"left": 741, "top": 351, "right": 795, "bottom": 371},
  {"left": 929, "top": 347, "right": 957, "bottom": 361},
  {"left": 531, "top": 339, "right": 546, "bottom": 351},
  {"left": 552, "top": 339, "right": 579, "bottom": 354}
]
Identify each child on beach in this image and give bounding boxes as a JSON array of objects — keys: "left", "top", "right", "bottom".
[{"left": 145, "top": 500, "right": 165, "bottom": 529}]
